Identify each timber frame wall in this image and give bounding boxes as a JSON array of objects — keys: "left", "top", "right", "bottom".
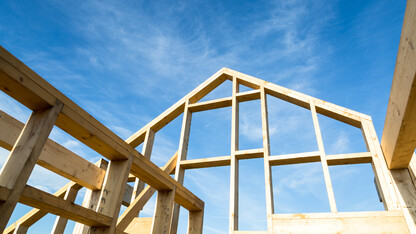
[{"left": 1, "top": 0, "right": 416, "bottom": 233}]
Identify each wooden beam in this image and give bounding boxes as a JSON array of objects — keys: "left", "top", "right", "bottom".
[
  {"left": 272, "top": 211, "right": 409, "bottom": 233},
  {"left": 229, "top": 76, "right": 239, "bottom": 232},
  {"left": 310, "top": 101, "right": 337, "bottom": 212},
  {"left": 260, "top": 86, "right": 274, "bottom": 230},
  {"left": 326, "top": 152, "right": 372, "bottom": 165},
  {"left": 10, "top": 185, "right": 112, "bottom": 227},
  {"left": 131, "top": 128, "right": 155, "bottom": 208},
  {"left": 235, "top": 90, "right": 261, "bottom": 102},
  {"left": 91, "top": 157, "right": 133, "bottom": 233},
  {"left": 235, "top": 148, "right": 264, "bottom": 160},
  {"left": 181, "top": 156, "right": 231, "bottom": 169},
  {"left": 0, "top": 101, "right": 63, "bottom": 230},
  {"left": 188, "top": 209, "right": 204, "bottom": 234},
  {"left": 51, "top": 183, "right": 80, "bottom": 234},
  {"left": 269, "top": 151, "right": 321, "bottom": 166},
  {"left": 361, "top": 118, "right": 400, "bottom": 210},
  {"left": 4, "top": 182, "right": 82, "bottom": 234},
  {"left": 117, "top": 153, "right": 177, "bottom": 232},
  {"left": 151, "top": 189, "right": 176, "bottom": 234},
  {"left": 188, "top": 97, "right": 232, "bottom": 112},
  {"left": 391, "top": 169, "right": 416, "bottom": 233},
  {"left": 0, "top": 110, "right": 106, "bottom": 190},
  {"left": 381, "top": 0, "right": 416, "bottom": 169},
  {"left": 172, "top": 99, "right": 192, "bottom": 233},
  {"left": 73, "top": 159, "right": 108, "bottom": 234}
]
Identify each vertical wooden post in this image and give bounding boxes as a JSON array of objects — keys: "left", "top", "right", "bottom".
[
  {"left": 73, "top": 159, "right": 108, "bottom": 234},
  {"left": 131, "top": 129, "right": 155, "bottom": 206},
  {"left": 171, "top": 99, "right": 192, "bottom": 233},
  {"left": 51, "top": 184, "right": 80, "bottom": 234},
  {"left": 0, "top": 101, "right": 63, "bottom": 230},
  {"left": 361, "top": 118, "right": 399, "bottom": 210},
  {"left": 90, "top": 156, "right": 133, "bottom": 233},
  {"left": 310, "top": 101, "right": 337, "bottom": 212},
  {"left": 260, "top": 85, "right": 274, "bottom": 232},
  {"left": 188, "top": 209, "right": 204, "bottom": 234},
  {"left": 151, "top": 188, "right": 176, "bottom": 234},
  {"left": 229, "top": 76, "right": 239, "bottom": 232}
]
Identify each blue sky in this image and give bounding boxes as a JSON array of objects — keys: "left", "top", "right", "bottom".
[{"left": 0, "top": 0, "right": 407, "bottom": 233}]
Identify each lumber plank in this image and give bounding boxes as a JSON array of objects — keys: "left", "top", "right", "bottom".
[
  {"left": 0, "top": 110, "right": 106, "bottom": 190},
  {"left": 0, "top": 101, "right": 63, "bottom": 230},
  {"left": 131, "top": 128, "right": 155, "bottom": 207},
  {"left": 117, "top": 153, "right": 177, "bottom": 232},
  {"left": 260, "top": 86, "right": 274, "bottom": 231},
  {"left": 151, "top": 189, "right": 176, "bottom": 234},
  {"left": 9, "top": 185, "right": 113, "bottom": 227},
  {"left": 361, "top": 118, "right": 400, "bottom": 210},
  {"left": 235, "top": 148, "right": 264, "bottom": 160},
  {"left": 92, "top": 157, "right": 133, "bottom": 233},
  {"left": 188, "top": 209, "right": 204, "bottom": 234},
  {"left": 269, "top": 151, "right": 321, "bottom": 166},
  {"left": 4, "top": 182, "right": 82, "bottom": 234},
  {"left": 229, "top": 76, "right": 239, "bottom": 232},
  {"left": 172, "top": 99, "right": 192, "bottom": 233},
  {"left": 236, "top": 89, "right": 261, "bottom": 102},
  {"left": 381, "top": 0, "right": 416, "bottom": 169},
  {"left": 310, "top": 101, "right": 337, "bottom": 212},
  {"left": 123, "top": 217, "right": 153, "bottom": 234},
  {"left": 188, "top": 97, "right": 232, "bottom": 112},
  {"left": 272, "top": 211, "right": 409, "bottom": 234},
  {"left": 51, "top": 184, "right": 80, "bottom": 234},
  {"left": 180, "top": 156, "right": 231, "bottom": 169}
]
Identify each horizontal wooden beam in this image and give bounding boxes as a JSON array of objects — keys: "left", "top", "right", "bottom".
[
  {"left": 181, "top": 156, "right": 231, "bottom": 169},
  {"left": 0, "top": 110, "right": 106, "bottom": 190},
  {"left": 236, "top": 89, "right": 260, "bottom": 102},
  {"left": 272, "top": 211, "right": 408, "bottom": 233},
  {"left": 188, "top": 97, "right": 232, "bottom": 112},
  {"left": 269, "top": 151, "right": 372, "bottom": 166},
  {"left": 326, "top": 152, "right": 373, "bottom": 165},
  {"left": 187, "top": 90, "right": 261, "bottom": 113},
  {"left": 0, "top": 184, "right": 113, "bottom": 227},
  {"left": 235, "top": 148, "right": 264, "bottom": 160},
  {"left": 269, "top": 151, "right": 321, "bottom": 166},
  {"left": 4, "top": 182, "right": 82, "bottom": 234},
  {"left": 381, "top": 0, "right": 416, "bottom": 169}
]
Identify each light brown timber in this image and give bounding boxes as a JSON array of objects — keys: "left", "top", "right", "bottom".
[
  {"left": 229, "top": 76, "right": 239, "bottom": 232},
  {"left": 381, "top": 0, "right": 416, "bottom": 169}
]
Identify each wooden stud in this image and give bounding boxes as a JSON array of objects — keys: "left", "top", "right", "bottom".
[
  {"left": 171, "top": 99, "right": 192, "bottom": 233},
  {"left": 260, "top": 85, "right": 274, "bottom": 231},
  {"left": 188, "top": 209, "right": 204, "bottom": 234},
  {"left": 51, "top": 184, "right": 80, "bottom": 234},
  {"left": 229, "top": 76, "right": 239, "bottom": 232},
  {"left": 310, "top": 101, "right": 337, "bottom": 212},
  {"left": 361, "top": 118, "right": 400, "bottom": 210},
  {"left": 181, "top": 156, "right": 231, "bottom": 169},
  {"left": 117, "top": 152, "right": 177, "bottom": 232},
  {"left": 131, "top": 128, "right": 155, "bottom": 208},
  {"left": 91, "top": 156, "right": 133, "bottom": 233},
  {"left": 151, "top": 188, "right": 176, "bottom": 234},
  {"left": 0, "top": 101, "right": 63, "bottom": 230}
]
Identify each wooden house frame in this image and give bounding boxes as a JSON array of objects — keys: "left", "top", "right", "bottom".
[{"left": 0, "top": 0, "right": 416, "bottom": 233}]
